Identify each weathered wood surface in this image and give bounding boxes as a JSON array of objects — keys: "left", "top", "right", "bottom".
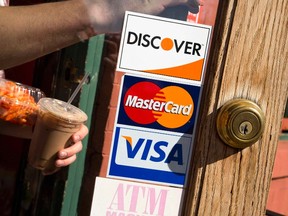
[{"left": 183, "top": 0, "right": 288, "bottom": 215}]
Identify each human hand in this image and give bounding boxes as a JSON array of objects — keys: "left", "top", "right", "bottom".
[
  {"left": 56, "top": 124, "right": 88, "bottom": 167},
  {"left": 42, "top": 124, "right": 89, "bottom": 175},
  {"left": 0, "top": 70, "right": 5, "bottom": 79},
  {"left": 83, "top": 0, "right": 202, "bottom": 34}
]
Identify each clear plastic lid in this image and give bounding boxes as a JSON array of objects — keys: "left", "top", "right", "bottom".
[{"left": 38, "top": 98, "right": 88, "bottom": 124}]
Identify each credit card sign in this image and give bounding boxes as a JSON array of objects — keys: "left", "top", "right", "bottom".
[
  {"left": 117, "top": 11, "right": 212, "bottom": 83},
  {"left": 117, "top": 75, "right": 201, "bottom": 134},
  {"left": 108, "top": 126, "right": 193, "bottom": 186},
  {"left": 108, "top": 75, "right": 201, "bottom": 186},
  {"left": 90, "top": 177, "right": 183, "bottom": 216}
]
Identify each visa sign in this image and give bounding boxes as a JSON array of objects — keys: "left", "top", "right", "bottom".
[
  {"left": 124, "top": 136, "right": 184, "bottom": 165},
  {"left": 108, "top": 126, "right": 193, "bottom": 186}
]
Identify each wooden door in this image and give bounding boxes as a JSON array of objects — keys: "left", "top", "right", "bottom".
[{"left": 182, "top": 0, "right": 288, "bottom": 215}]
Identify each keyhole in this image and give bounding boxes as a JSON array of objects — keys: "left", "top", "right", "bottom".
[{"left": 239, "top": 121, "right": 253, "bottom": 135}]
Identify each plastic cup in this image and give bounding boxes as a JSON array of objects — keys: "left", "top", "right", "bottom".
[{"left": 28, "top": 97, "right": 88, "bottom": 174}]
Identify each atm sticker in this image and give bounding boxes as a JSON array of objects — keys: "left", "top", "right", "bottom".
[
  {"left": 90, "top": 177, "right": 183, "bottom": 216},
  {"left": 117, "top": 11, "right": 212, "bottom": 84}
]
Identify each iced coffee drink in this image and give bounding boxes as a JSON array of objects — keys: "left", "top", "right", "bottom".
[{"left": 28, "top": 98, "right": 87, "bottom": 174}]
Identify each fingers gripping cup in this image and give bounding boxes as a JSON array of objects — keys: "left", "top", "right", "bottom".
[{"left": 28, "top": 98, "right": 87, "bottom": 174}]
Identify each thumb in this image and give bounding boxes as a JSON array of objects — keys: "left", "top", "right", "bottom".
[
  {"left": 0, "top": 70, "right": 5, "bottom": 79},
  {"left": 158, "top": 4, "right": 199, "bottom": 21}
]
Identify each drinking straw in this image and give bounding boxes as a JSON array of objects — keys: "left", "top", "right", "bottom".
[{"left": 66, "top": 72, "right": 90, "bottom": 108}]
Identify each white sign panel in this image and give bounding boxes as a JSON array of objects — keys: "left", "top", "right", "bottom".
[
  {"left": 117, "top": 11, "right": 212, "bottom": 84},
  {"left": 90, "top": 177, "right": 183, "bottom": 216}
]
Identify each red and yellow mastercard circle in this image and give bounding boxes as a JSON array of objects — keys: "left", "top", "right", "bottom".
[{"left": 124, "top": 81, "right": 194, "bottom": 129}]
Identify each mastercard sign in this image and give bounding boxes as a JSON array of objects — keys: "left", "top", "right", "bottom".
[
  {"left": 117, "top": 11, "right": 212, "bottom": 83},
  {"left": 108, "top": 75, "right": 201, "bottom": 186},
  {"left": 117, "top": 75, "right": 200, "bottom": 134}
]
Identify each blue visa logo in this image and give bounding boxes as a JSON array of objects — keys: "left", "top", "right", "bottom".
[
  {"left": 124, "top": 136, "right": 184, "bottom": 165},
  {"left": 108, "top": 127, "right": 193, "bottom": 186}
]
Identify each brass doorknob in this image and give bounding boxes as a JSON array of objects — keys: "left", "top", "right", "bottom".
[{"left": 216, "top": 99, "right": 265, "bottom": 149}]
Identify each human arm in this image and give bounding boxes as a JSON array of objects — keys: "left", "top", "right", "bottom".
[
  {"left": 0, "top": 0, "right": 201, "bottom": 70},
  {"left": 0, "top": 0, "right": 91, "bottom": 69}
]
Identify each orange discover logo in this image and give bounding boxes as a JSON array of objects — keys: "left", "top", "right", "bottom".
[{"left": 161, "top": 38, "right": 174, "bottom": 51}]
